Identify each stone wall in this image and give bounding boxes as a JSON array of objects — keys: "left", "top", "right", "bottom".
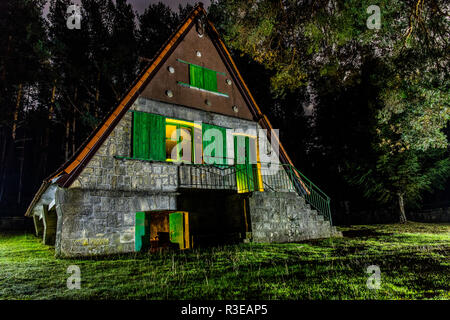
[
  {"left": 334, "top": 206, "right": 450, "bottom": 225},
  {"left": 55, "top": 187, "right": 177, "bottom": 257},
  {"left": 248, "top": 191, "right": 341, "bottom": 243},
  {"left": 132, "top": 97, "right": 258, "bottom": 134},
  {"left": 71, "top": 111, "right": 178, "bottom": 193},
  {"left": 56, "top": 103, "right": 182, "bottom": 255},
  {"left": 408, "top": 208, "right": 450, "bottom": 223}
]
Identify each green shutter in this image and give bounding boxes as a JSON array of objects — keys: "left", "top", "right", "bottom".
[
  {"left": 169, "top": 212, "right": 184, "bottom": 249},
  {"left": 148, "top": 113, "right": 165, "bottom": 161},
  {"left": 189, "top": 64, "right": 218, "bottom": 92},
  {"left": 234, "top": 136, "right": 258, "bottom": 193},
  {"left": 135, "top": 211, "right": 149, "bottom": 252},
  {"left": 133, "top": 112, "right": 150, "bottom": 159},
  {"left": 133, "top": 112, "right": 165, "bottom": 161},
  {"left": 245, "top": 137, "right": 256, "bottom": 192},
  {"left": 190, "top": 64, "right": 204, "bottom": 89},
  {"left": 234, "top": 135, "right": 247, "bottom": 192},
  {"left": 202, "top": 123, "right": 227, "bottom": 165},
  {"left": 203, "top": 69, "right": 218, "bottom": 92}
]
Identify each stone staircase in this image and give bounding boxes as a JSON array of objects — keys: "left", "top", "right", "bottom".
[{"left": 248, "top": 191, "right": 342, "bottom": 243}]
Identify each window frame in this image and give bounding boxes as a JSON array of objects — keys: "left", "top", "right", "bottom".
[{"left": 165, "top": 119, "right": 201, "bottom": 163}]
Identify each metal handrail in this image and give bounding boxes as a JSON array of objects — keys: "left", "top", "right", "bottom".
[
  {"left": 284, "top": 164, "right": 330, "bottom": 200},
  {"left": 281, "top": 164, "right": 332, "bottom": 224},
  {"left": 177, "top": 160, "right": 332, "bottom": 224}
]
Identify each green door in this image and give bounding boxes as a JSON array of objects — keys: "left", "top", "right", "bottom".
[
  {"left": 169, "top": 212, "right": 184, "bottom": 249},
  {"left": 135, "top": 211, "right": 150, "bottom": 252},
  {"left": 234, "top": 136, "right": 259, "bottom": 193}
]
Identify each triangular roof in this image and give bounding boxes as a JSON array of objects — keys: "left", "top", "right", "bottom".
[{"left": 25, "top": 3, "right": 303, "bottom": 216}]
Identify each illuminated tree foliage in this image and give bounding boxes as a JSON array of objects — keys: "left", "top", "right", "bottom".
[{"left": 210, "top": 0, "right": 450, "bottom": 221}]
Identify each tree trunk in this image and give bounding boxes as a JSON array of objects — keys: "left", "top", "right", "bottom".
[
  {"left": 0, "top": 127, "right": 7, "bottom": 202},
  {"left": 1, "top": 35, "right": 12, "bottom": 82},
  {"left": 72, "top": 88, "right": 77, "bottom": 155},
  {"left": 95, "top": 71, "right": 100, "bottom": 119},
  {"left": 38, "top": 81, "right": 56, "bottom": 184},
  {"left": 398, "top": 193, "right": 407, "bottom": 223},
  {"left": 17, "top": 141, "right": 24, "bottom": 205},
  {"left": 49, "top": 80, "right": 56, "bottom": 118},
  {"left": 72, "top": 116, "right": 76, "bottom": 155},
  {"left": 65, "top": 118, "right": 70, "bottom": 161},
  {"left": 12, "top": 83, "right": 23, "bottom": 141}
]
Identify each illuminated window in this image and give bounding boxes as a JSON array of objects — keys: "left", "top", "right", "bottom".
[
  {"left": 165, "top": 124, "right": 178, "bottom": 161},
  {"left": 165, "top": 119, "right": 199, "bottom": 163}
]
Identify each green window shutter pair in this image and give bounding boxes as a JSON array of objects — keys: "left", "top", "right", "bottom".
[
  {"left": 202, "top": 123, "right": 227, "bottom": 165},
  {"left": 133, "top": 112, "right": 165, "bottom": 161},
  {"left": 189, "top": 64, "right": 218, "bottom": 92}
]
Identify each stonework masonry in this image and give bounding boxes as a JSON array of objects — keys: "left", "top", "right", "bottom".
[
  {"left": 249, "top": 192, "right": 341, "bottom": 243},
  {"left": 52, "top": 97, "right": 339, "bottom": 256},
  {"left": 55, "top": 188, "right": 177, "bottom": 256}
]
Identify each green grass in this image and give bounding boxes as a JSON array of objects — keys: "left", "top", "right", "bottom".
[{"left": 0, "top": 222, "right": 449, "bottom": 300}]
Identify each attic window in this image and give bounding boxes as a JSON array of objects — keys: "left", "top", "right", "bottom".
[{"left": 176, "top": 59, "right": 229, "bottom": 98}]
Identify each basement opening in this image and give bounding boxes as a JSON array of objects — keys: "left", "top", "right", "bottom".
[{"left": 135, "top": 211, "right": 190, "bottom": 253}]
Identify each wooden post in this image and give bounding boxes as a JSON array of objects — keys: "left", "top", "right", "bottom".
[
  {"left": 42, "top": 205, "right": 57, "bottom": 245},
  {"left": 12, "top": 83, "right": 22, "bottom": 141},
  {"left": 33, "top": 215, "right": 44, "bottom": 237}
]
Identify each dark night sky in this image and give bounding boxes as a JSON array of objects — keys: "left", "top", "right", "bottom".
[{"left": 43, "top": 0, "right": 211, "bottom": 17}]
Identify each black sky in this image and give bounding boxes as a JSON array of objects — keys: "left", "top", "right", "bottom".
[{"left": 43, "top": 0, "right": 211, "bottom": 17}]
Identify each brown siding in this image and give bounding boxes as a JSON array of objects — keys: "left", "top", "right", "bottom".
[{"left": 140, "top": 25, "right": 254, "bottom": 121}]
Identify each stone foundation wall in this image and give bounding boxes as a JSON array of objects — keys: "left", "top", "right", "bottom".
[
  {"left": 408, "top": 208, "right": 450, "bottom": 223},
  {"left": 248, "top": 191, "right": 341, "bottom": 243},
  {"left": 334, "top": 207, "right": 450, "bottom": 225},
  {"left": 55, "top": 187, "right": 177, "bottom": 257}
]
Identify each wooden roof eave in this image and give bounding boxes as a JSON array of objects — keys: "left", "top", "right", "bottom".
[{"left": 24, "top": 181, "right": 51, "bottom": 217}]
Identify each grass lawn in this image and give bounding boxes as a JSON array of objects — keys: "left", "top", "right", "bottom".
[{"left": 0, "top": 222, "right": 448, "bottom": 300}]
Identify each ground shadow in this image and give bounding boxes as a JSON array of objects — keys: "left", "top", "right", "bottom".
[{"left": 341, "top": 228, "right": 393, "bottom": 238}]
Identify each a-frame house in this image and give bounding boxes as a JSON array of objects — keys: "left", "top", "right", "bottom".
[{"left": 26, "top": 4, "right": 340, "bottom": 257}]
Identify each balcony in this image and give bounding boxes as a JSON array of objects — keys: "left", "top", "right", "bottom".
[
  {"left": 178, "top": 164, "right": 237, "bottom": 191},
  {"left": 178, "top": 161, "right": 332, "bottom": 224}
]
